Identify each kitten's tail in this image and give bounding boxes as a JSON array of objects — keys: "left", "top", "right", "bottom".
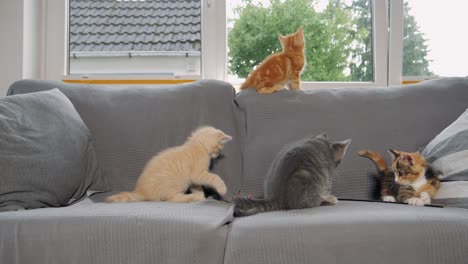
[
  {"left": 106, "top": 191, "right": 145, "bottom": 203},
  {"left": 233, "top": 197, "right": 278, "bottom": 217},
  {"left": 357, "top": 149, "right": 388, "bottom": 174}
]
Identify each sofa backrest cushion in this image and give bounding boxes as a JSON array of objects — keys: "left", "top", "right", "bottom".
[
  {"left": 8, "top": 80, "right": 243, "bottom": 193},
  {"left": 235, "top": 77, "right": 468, "bottom": 199}
]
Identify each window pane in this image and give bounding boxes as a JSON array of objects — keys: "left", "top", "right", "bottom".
[
  {"left": 68, "top": 0, "right": 201, "bottom": 76},
  {"left": 227, "top": 0, "right": 373, "bottom": 82},
  {"left": 403, "top": 0, "right": 468, "bottom": 78}
]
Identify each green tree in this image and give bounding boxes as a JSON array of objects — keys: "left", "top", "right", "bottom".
[
  {"left": 346, "top": 0, "right": 373, "bottom": 81},
  {"left": 348, "top": 0, "right": 433, "bottom": 79},
  {"left": 229, "top": 0, "right": 434, "bottom": 82},
  {"left": 228, "top": 0, "right": 358, "bottom": 81},
  {"left": 402, "top": 2, "right": 433, "bottom": 76}
]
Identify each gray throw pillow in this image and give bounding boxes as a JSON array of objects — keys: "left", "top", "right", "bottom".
[
  {"left": 422, "top": 108, "right": 468, "bottom": 208},
  {"left": 0, "top": 89, "right": 102, "bottom": 211}
]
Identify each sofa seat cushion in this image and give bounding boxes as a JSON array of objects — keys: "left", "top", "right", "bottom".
[
  {"left": 0, "top": 193, "right": 233, "bottom": 264},
  {"left": 225, "top": 201, "right": 468, "bottom": 264}
]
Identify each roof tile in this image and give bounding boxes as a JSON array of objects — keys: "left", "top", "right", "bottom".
[{"left": 70, "top": 0, "right": 201, "bottom": 53}]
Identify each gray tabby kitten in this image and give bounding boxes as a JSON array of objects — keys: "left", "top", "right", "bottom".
[{"left": 234, "top": 133, "right": 351, "bottom": 217}]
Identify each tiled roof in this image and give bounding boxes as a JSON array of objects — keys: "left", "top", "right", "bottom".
[{"left": 69, "top": 0, "right": 201, "bottom": 54}]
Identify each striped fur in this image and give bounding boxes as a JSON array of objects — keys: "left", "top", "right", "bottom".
[
  {"left": 239, "top": 26, "right": 306, "bottom": 95},
  {"left": 233, "top": 197, "right": 279, "bottom": 217},
  {"left": 106, "top": 126, "right": 232, "bottom": 203},
  {"left": 234, "top": 133, "right": 350, "bottom": 217},
  {"left": 357, "top": 150, "right": 399, "bottom": 199}
]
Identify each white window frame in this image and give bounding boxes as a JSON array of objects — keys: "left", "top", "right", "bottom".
[
  {"left": 388, "top": 0, "right": 404, "bottom": 85},
  {"left": 41, "top": 0, "right": 67, "bottom": 81},
  {"left": 43, "top": 0, "right": 408, "bottom": 87}
]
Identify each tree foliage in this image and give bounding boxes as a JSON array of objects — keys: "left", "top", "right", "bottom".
[
  {"left": 228, "top": 0, "right": 434, "bottom": 81},
  {"left": 402, "top": 2, "right": 433, "bottom": 76},
  {"left": 228, "top": 0, "right": 356, "bottom": 81},
  {"left": 346, "top": 0, "right": 373, "bottom": 81}
]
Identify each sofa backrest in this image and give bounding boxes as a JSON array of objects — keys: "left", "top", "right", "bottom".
[
  {"left": 8, "top": 80, "right": 244, "bottom": 193},
  {"left": 8, "top": 77, "right": 468, "bottom": 200},
  {"left": 235, "top": 77, "right": 468, "bottom": 199}
]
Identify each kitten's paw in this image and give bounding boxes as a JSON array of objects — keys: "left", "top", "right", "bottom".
[
  {"left": 291, "top": 84, "right": 301, "bottom": 91},
  {"left": 321, "top": 194, "right": 338, "bottom": 205},
  {"left": 407, "top": 197, "right": 425, "bottom": 206},
  {"left": 420, "top": 192, "right": 431, "bottom": 205},
  {"left": 216, "top": 183, "right": 227, "bottom": 195},
  {"left": 257, "top": 88, "right": 275, "bottom": 95},
  {"left": 106, "top": 192, "right": 143, "bottom": 203},
  {"left": 192, "top": 194, "right": 206, "bottom": 202},
  {"left": 382, "top": 196, "right": 396, "bottom": 202}
]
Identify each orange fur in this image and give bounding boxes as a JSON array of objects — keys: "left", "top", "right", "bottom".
[
  {"left": 419, "top": 178, "right": 440, "bottom": 197},
  {"left": 357, "top": 149, "right": 388, "bottom": 173},
  {"left": 106, "top": 126, "right": 232, "bottom": 203},
  {"left": 358, "top": 149, "right": 396, "bottom": 199},
  {"left": 358, "top": 148, "right": 441, "bottom": 206},
  {"left": 389, "top": 149, "right": 441, "bottom": 206},
  {"left": 240, "top": 26, "right": 306, "bottom": 95},
  {"left": 389, "top": 150, "right": 428, "bottom": 186}
]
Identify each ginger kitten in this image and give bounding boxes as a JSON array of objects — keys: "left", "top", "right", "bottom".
[
  {"left": 106, "top": 126, "right": 232, "bottom": 203},
  {"left": 358, "top": 149, "right": 441, "bottom": 206},
  {"left": 239, "top": 26, "right": 306, "bottom": 95}
]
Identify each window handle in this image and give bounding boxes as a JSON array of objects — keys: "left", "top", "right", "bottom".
[{"left": 207, "top": 0, "right": 211, "bottom": 8}]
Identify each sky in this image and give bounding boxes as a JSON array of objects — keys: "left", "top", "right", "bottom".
[
  {"left": 226, "top": 0, "right": 468, "bottom": 77},
  {"left": 408, "top": 0, "right": 468, "bottom": 77}
]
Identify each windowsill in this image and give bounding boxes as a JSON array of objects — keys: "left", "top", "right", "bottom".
[
  {"left": 62, "top": 74, "right": 201, "bottom": 85},
  {"left": 62, "top": 79, "right": 197, "bottom": 85},
  {"left": 61, "top": 75, "right": 437, "bottom": 86}
]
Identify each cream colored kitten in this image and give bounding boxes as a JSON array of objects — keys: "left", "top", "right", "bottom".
[{"left": 106, "top": 126, "right": 232, "bottom": 203}]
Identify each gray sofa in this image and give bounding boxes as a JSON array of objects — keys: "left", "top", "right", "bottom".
[{"left": 1, "top": 78, "right": 468, "bottom": 264}]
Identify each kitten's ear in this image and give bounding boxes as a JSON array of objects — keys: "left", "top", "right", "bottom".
[
  {"left": 297, "top": 26, "right": 303, "bottom": 34},
  {"left": 279, "top": 34, "right": 286, "bottom": 44},
  {"left": 278, "top": 35, "right": 285, "bottom": 48},
  {"left": 316, "top": 132, "right": 328, "bottom": 139},
  {"left": 221, "top": 133, "right": 232, "bottom": 144},
  {"left": 388, "top": 149, "right": 401, "bottom": 159},
  {"left": 332, "top": 139, "right": 351, "bottom": 162}
]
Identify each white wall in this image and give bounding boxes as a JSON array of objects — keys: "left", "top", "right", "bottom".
[
  {"left": 0, "top": 0, "right": 42, "bottom": 96},
  {"left": 0, "top": 1, "right": 24, "bottom": 96}
]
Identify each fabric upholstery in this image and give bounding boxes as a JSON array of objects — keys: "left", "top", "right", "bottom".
[
  {"left": 225, "top": 201, "right": 468, "bottom": 264},
  {"left": 7, "top": 80, "right": 243, "bottom": 194},
  {"left": 422, "top": 108, "right": 468, "bottom": 181},
  {"left": 4, "top": 77, "right": 468, "bottom": 264},
  {"left": 0, "top": 89, "right": 102, "bottom": 211},
  {"left": 421, "top": 107, "right": 468, "bottom": 208},
  {"left": 235, "top": 77, "right": 468, "bottom": 199},
  {"left": 0, "top": 192, "right": 233, "bottom": 264},
  {"left": 434, "top": 181, "right": 468, "bottom": 208}
]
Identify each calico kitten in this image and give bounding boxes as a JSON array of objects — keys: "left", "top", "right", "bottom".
[
  {"left": 106, "top": 126, "right": 232, "bottom": 203},
  {"left": 239, "top": 26, "right": 306, "bottom": 95},
  {"left": 234, "top": 133, "right": 351, "bottom": 217},
  {"left": 358, "top": 149, "right": 441, "bottom": 206}
]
